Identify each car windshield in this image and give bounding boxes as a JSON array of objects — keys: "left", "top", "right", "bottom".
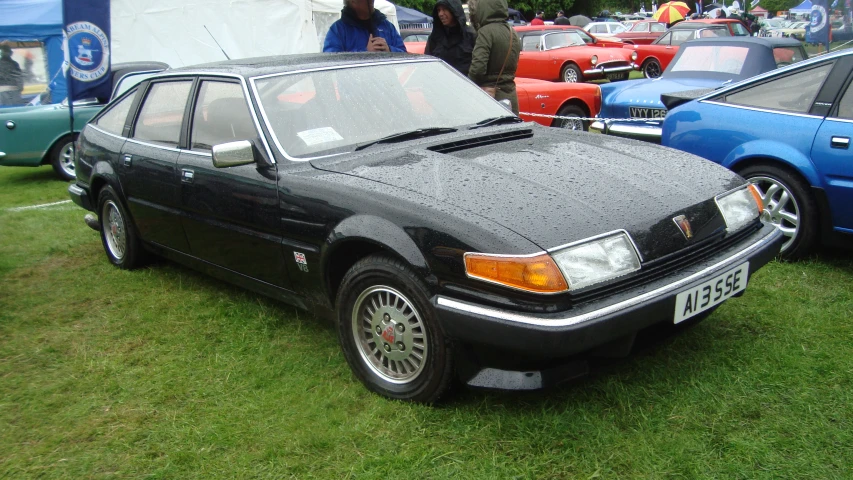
[
  {"left": 773, "top": 46, "right": 807, "bottom": 66},
  {"left": 669, "top": 45, "right": 750, "bottom": 76},
  {"left": 252, "top": 61, "right": 512, "bottom": 159},
  {"left": 543, "top": 31, "right": 586, "bottom": 49}
]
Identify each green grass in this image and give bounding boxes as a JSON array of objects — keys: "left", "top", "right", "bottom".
[{"left": 1, "top": 165, "right": 852, "bottom": 478}]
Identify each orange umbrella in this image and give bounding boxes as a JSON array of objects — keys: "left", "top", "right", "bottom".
[{"left": 653, "top": 1, "right": 691, "bottom": 24}]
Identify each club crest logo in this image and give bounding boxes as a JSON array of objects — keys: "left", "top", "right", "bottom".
[
  {"left": 66, "top": 21, "right": 110, "bottom": 82},
  {"left": 810, "top": 5, "right": 827, "bottom": 32}
]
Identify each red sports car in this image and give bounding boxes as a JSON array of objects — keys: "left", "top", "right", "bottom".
[
  {"left": 514, "top": 26, "right": 637, "bottom": 83},
  {"left": 403, "top": 43, "right": 602, "bottom": 131},
  {"left": 612, "top": 20, "right": 667, "bottom": 45}
]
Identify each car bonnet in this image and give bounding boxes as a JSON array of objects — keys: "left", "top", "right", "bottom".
[{"left": 310, "top": 127, "right": 745, "bottom": 259}]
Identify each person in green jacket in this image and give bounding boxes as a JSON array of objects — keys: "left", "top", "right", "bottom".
[{"left": 467, "top": 0, "right": 521, "bottom": 114}]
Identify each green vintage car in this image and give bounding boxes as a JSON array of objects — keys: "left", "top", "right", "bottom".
[{"left": 0, "top": 62, "right": 168, "bottom": 180}]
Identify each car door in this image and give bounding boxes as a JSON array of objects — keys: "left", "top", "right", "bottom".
[
  {"left": 811, "top": 69, "right": 853, "bottom": 231},
  {"left": 178, "top": 78, "right": 290, "bottom": 288},
  {"left": 517, "top": 34, "right": 553, "bottom": 80},
  {"left": 121, "top": 79, "right": 192, "bottom": 252}
]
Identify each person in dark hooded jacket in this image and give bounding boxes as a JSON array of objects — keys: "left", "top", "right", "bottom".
[
  {"left": 468, "top": 0, "right": 520, "bottom": 113},
  {"left": 424, "top": 0, "right": 476, "bottom": 75}
]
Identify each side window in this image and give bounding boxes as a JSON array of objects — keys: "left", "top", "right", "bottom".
[
  {"left": 731, "top": 23, "right": 749, "bottom": 36},
  {"left": 522, "top": 36, "right": 540, "bottom": 51},
  {"left": 190, "top": 81, "right": 257, "bottom": 151},
  {"left": 671, "top": 30, "right": 696, "bottom": 45},
  {"left": 133, "top": 81, "right": 192, "bottom": 145},
  {"left": 591, "top": 25, "right": 605, "bottom": 33},
  {"left": 575, "top": 30, "right": 594, "bottom": 44},
  {"left": 95, "top": 90, "right": 136, "bottom": 135},
  {"left": 834, "top": 80, "right": 853, "bottom": 120},
  {"left": 651, "top": 23, "right": 666, "bottom": 32},
  {"left": 637, "top": 23, "right": 650, "bottom": 32},
  {"left": 656, "top": 32, "right": 672, "bottom": 45},
  {"left": 724, "top": 63, "right": 833, "bottom": 114}
]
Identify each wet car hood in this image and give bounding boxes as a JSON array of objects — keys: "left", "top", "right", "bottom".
[
  {"left": 311, "top": 126, "right": 744, "bottom": 258},
  {"left": 600, "top": 77, "right": 727, "bottom": 113}
]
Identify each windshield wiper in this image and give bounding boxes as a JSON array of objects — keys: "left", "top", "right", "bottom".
[
  {"left": 468, "top": 115, "right": 523, "bottom": 130},
  {"left": 355, "top": 127, "right": 457, "bottom": 151}
]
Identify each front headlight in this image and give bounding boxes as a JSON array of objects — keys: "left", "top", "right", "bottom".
[
  {"left": 631, "top": 51, "right": 638, "bottom": 61},
  {"left": 551, "top": 231, "right": 641, "bottom": 291},
  {"left": 591, "top": 55, "right": 598, "bottom": 65},
  {"left": 716, "top": 184, "right": 762, "bottom": 232}
]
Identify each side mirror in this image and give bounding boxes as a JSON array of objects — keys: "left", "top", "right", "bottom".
[{"left": 212, "top": 140, "right": 256, "bottom": 168}]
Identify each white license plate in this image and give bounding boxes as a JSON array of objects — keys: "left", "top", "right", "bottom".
[{"left": 673, "top": 262, "right": 749, "bottom": 324}]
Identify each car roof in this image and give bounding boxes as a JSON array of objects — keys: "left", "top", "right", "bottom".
[
  {"left": 164, "top": 53, "right": 431, "bottom": 79},
  {"left": 680, "top": 36, "right": 804, "bottom": 48},
  {"left": 514, "top": 25, "right": 581, "bottom": 32}
]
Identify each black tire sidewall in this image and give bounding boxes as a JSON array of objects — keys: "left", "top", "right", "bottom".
[
  {"left": 554, "top": 105, "right": 588, "bottom": 131},
  {"left": 97, "top": 185, "right": 142, "bottom": 269},
  {"left": 643, "top": 59, "right": 661, "bottom": 78},
  {"left": 336, "top": 255, "right": 452, "bottom": 402},
  {"left": 562, "top": 64, "right": 582, "bottom": 83},
  {"left": 738, "top": 163, "right": 818, "bottom": 259},
  {"left": 50, "top": 135, "right": 77, "bottom": 181}
]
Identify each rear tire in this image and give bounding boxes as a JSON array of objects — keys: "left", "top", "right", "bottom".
[
  {"left": 552, "top": 105, "right": 588, "bottom": 131},
  {"left": 336, "top": 254, "right": 453, "bottom": 403},
  {"left": 49, "top": 135, "right": 77, "bottom": 181},
  {"left": 737, "top": 163, "right": 818, "bottom": 259},
  {"left": 561, "top": 63, "right": 583, "bottom": 83},
  {"left": 97, "top": 185, "right": 146, "bottom": 269},
  {"left": 643, "top": 59, "right": 662, "bottom": 78}
]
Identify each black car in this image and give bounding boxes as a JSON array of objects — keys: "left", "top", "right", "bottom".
[{"left": 68, "top": 54, "right": 783, "bottom": 402}]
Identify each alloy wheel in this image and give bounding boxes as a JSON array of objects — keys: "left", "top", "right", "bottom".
[
  {"left": 749, "top": 175, "right": 800, "bottom": 253},
  {"left": 103, "top": 200, "right": 127, "bottom": 260},
  {"left": 351, "top": 285, "right": 428, "bottom": 384}
]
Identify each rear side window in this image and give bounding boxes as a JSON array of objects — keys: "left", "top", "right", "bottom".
[
  {"left": 834, "top": 80, "right": 853, "bottom": 120},
  {"left": 651, "top": 23, "right": 666, "bottom": 32},
  {"left": 190, "top": 81, "right": 256, "bottom": 151},
  {"left": 133, "top": 81, "right": 192, "bottom": 146},
  {"left": 95, "top": 91, "right": 136, "bottom": 135},
  {"left": 724, "top": 63, "right": 833, "bottom": 114}
]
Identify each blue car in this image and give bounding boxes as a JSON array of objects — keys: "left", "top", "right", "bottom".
[
  {"left": 591, "top": 36, "right": 807, "bottom": 142},
  {"left": 661, "top": 48, "right": 853, "bottom": 258}
]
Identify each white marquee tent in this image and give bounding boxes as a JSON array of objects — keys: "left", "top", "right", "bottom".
[{"left": 111, "top": 0, "right": 400, "bottom": 67}]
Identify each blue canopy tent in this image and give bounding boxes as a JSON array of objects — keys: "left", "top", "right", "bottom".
[
  {"left": 790, "top": 0, "right": 813, "bottom": 14},
  {"left": 396, "top": 4, "right": 433, "bottom": 28},
  {"left": 0, "top": 0, "right": 66, "bottom": 104}
]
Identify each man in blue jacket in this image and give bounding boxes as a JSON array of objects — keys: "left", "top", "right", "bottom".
[{"left": 323, "top": 0, "right": 407, "bottom": 52}]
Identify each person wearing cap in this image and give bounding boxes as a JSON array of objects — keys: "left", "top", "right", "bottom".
[
  {"left": 554, "top": 10, "right": 570, "bottom": 25},
  {"left": 0, "top": 43, "right": 23, "bottom": 106},
  {"left": 530, "top": 11, "right": 545, "bottom": 25}
]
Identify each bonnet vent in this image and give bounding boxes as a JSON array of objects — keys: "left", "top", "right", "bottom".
[{"left": 428, "top": 129, "right": 533, "bottom": 154}]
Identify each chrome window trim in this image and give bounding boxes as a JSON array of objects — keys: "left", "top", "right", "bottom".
[
  {"left": 248, "top": 58, "right": 439, "bottom": 162},
  {"left": 88, "top": 124, "right": 126, "bottom": 141},
  {"left": 126, "top": 137, "right": 183, "bottom": 153},
  {"left": 142, "top": 71, "right": 275, "bottom": 163},
  {"left": 182, "top": 150, "right": 213, "bottom": 157},
  {"left": 826, "top": 116, "right": 853, "bottom": 124},
  {"left": 546, "top": 228, "right": 644, "bottom": 263},
  {"left": 437, "top": 227, "right": 782, "bottom": 328},
  {"left": 700, "top": 99, "right": 826, "bottom": 119}
]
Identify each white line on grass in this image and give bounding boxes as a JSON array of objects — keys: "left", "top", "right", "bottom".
[{"left": 6, "top": 200, "right": 72, "bottom": 212}]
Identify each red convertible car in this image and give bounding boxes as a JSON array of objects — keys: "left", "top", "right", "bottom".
[
  {"left": 514, "top": 26, "right": 637, "bottom": 83},
  {"left": 612, "top": 20, "right": 667, "bottom": 45}
]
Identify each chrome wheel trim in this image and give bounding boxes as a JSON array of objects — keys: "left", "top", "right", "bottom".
[
  {"left": 749, "top": 175, "right": 800, "bottom": 253},
  {"left": 644, "top": 61, "right": 661, "bottom": 78},
  {"left": 351, "top": 285, "right": 428, "bottom": 384},
  {"left": 102, "top": 200, "right": 127, "bottom": 260},
  {"left": 58, "top": 142, "right": 76, "bottom": 178},
  {"left": 563, "top": 67, "right": 579, "bottom": 83},
  {"left": 558, "top": 115, "right": 584, "bottom": 130}
]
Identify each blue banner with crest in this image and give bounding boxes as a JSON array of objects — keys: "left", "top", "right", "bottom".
[
  {"left": 62, "top": 0, "right": 111, "bottom": 102},
  {"left": 806, "top": 0, "right": 831, "bottom": 45}
]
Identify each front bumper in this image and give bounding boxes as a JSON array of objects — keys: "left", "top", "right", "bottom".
[
  {"left": 590, "top": 119, "right": 663, "bottom": 141},
  {"left": 583, "top": 63, "right": 637, "bottom": 77},
  {"left": 434, "top": 223, "right": 783, "bottom": 359},
  {"left": 68, "top": 183, "right": 94, "bottom": 211}
]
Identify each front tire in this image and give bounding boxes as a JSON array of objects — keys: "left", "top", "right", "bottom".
[
  {"left": 561, "top": 63, "right": 583, "bottom": 83},
  {"left": 552, "top": 105, "right": 588, "bottom": 131},
  {"left": 737, "top": 163, "right": 818, "bottom": 259},
  {"left": 336, "top": 255, "right": 453, "bottom": 403},
  {"left": 50, "top": 135, "right": 77, "bottom": 181},
  {"left": 643, "top": 59, "right": 662, "bottom": 78},
  {"left": 98, "top": 185, "right": 146, "bottom": 269}
]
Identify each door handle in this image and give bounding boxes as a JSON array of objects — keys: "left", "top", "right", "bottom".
[
  {"left": 181, "top": 169, "right": 194, "bottom": 183},
  {"left": 831, "top": 136, "right": 850, "bottom": 149},
  {"left": 123, "top": 154, "right": 132, "bottom": 167}
]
